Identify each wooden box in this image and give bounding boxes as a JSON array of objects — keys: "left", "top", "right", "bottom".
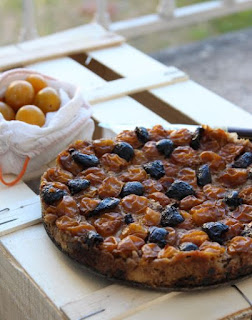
[{"left": 0, "top": 25, "right": 251, "bottom": 320}]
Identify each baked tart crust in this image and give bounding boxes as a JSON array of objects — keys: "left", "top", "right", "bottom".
[{"left": 40, "top": 125, "right": 252, "bottom": 289}]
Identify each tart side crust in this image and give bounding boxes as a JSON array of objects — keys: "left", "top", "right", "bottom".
[{"left": 43, "top": 206, "right": 252, "bottom": 289}]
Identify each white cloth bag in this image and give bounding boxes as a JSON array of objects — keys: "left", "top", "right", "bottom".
[{"left": 0, "top": 69, "right": 94, "bottom": 180}]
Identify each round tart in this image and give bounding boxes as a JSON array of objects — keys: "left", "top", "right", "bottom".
[{"left": 40, "top": 125, "right": 252, "bottom": 289}]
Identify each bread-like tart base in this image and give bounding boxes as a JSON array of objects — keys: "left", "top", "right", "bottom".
[{"left": 40, "top": 125, "right": 252, "bottom": 289}]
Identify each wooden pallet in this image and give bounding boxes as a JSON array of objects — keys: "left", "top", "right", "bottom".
[
  {"left": 0, "top": 26, "right": 252, "bottom": 320},
  {"left": 0, "top": 23, "right": 124, "bottom": 72}
]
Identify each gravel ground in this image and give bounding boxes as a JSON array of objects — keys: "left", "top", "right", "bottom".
[{"left": 152, "top": 27, "right": 252, "bottom": 115}]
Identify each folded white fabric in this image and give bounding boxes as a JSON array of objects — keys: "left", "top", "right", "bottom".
[{"left": 0, "top": 69, "right": 94, "bottom": 179}]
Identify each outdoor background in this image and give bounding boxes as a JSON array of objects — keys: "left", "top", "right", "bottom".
[{"left": 1, "top": 0, "right": 252, "bottom": 52}]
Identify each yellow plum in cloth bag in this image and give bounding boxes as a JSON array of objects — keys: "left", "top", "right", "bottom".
[{"left": 0, "top": 69, "right": 94, "bottom": 182}]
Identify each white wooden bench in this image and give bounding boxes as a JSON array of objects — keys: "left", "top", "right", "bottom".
[{"left": 0, "top": 24, "right": 251, "bottom": 320}]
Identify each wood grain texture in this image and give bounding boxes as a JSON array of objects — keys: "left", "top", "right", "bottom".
[
  {"left": 151, "top": 81, "right": 252, "bottom": 127},
  {"left": 0, "top": 177, "right": 35, "bottom": 205},
  {"left": 89, "top": 44, "right": 170, "bottom": 76},
  {"left": 28, "top": 56, "right": 171, "bottom": 132},
  {"left": 93, "top": 96, "right": 170, "bottom": 130},
  {"left": 0, "top": 24, "right": 124, "bottom": 71},
  {"left": 235, "top": 279, "right": 252, "bottom": 306},
  {"left": 0, "top": 39, "right": 252, "bottom": 320},
  {"left": 0, "top": 243, "right": 65, "bottom": 320},
  {"left": 86, "top": 70, "right": 188, "bottom": 104},
  {"left": 61, "top": 284, "right": 168, "bottom": 320},
  {"left": 27, "top": 57, "right": 105, "bottom": 91},
  {"left": 122, "top": 283, "right": 250, "bottom": 320},
  {"left": 88, "top": 43, "right": 252, "bottom": 127},
  {"left": 0, "top": 225, "right": 110, "bottom": 309},
  {"left": 0, "top": 195, "right": 41, "bottom": 237}
]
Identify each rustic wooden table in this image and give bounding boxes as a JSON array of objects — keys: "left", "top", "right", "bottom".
[{"left": 0, "top": 24, "right": 251, "bottom": 320}]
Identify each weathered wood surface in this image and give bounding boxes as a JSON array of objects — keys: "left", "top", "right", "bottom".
[
  {"left": 85, "top": 69, "right": 188, "bottom": 105},
  {"left": 0, "top": 23, "right": 124, "bottom": 71},
  {"left": 122, "top": 285, "right": 251, "bottom": 320},
  {"left": 0, "top": 243, "right": 65, "bottom": 320},
  {"left": 88, "top": 43, "right": 252, "bottom": 128},
  {"left": 27, "top": 56, "right": 171, "bottom": 133},
  {"left": 0, "top": 196, "right": 41, "bottom": 237},
  {"left": 0, "top": 38, "right": 252, "bottom": 320},
  {"left": 60, "top": 282, "right": 252, "bottom": 320}
]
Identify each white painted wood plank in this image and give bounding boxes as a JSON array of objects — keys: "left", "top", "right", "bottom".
[
  {"left": 28, "top": 59, "right": 187, "bottom": 105},
  {"left": 61, "top": 284, "right": 170, "bottom": 320},
  {"left": 93, "top": 96, "right": 170, "bottom": 130},
  {"left": 27, "top": 54, "right": 171, "bottom": 135},
  {"left": 86, "top": 70, "right": 188, "bottom": 104},
  {"left": 0, "top": 178, "right": 36, "bottom": 210},
  {"left": 89, "top": 43, "right": 170, "bottom": 76},
  {"left": 124, "top": 285, "right": 250, "bottom": 320},
  {"left": 152, "top": 80, "right": 252, "bottom": 127},
  {"left": 0, "top": 224, "right": 110, "bottom": 308},
  {"left": 0, "top": 24, "right": 124, "bottom": 71},
  {"left": 0, "top": 196, "right": 41, "bottom": 237},
  {"left": 0, "top": 45, "right": 20, "bottom": 59},
  {"left": 236, "top": 278, "right": 252, "bottom": 303},
  {"left": 27, "top": 57, "right": 105, "bottom": 92},
  {"left": 89, "top": 44, "right": 252, "bottom": 127},
  {"left": 0, "top": 243, "right": 64, "bottom": 320}
]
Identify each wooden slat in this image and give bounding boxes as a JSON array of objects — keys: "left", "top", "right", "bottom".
[
  {"left": 0, "top": 176, "right": 39, "bottom": 237},
  {"left": 236, "top": 279, "right": 252, "bottom": 305},
  {"left": 61, "top": 280, "right": 252, "bottom": 320},
  {"left": 122, "top": 284, "right": 250, "bottom": 320},
  {"left": 89, "top": 43, "right": 170, "bottom": 76},
  {"left": 151, "top": 81, "right": 252, "bottom": 127},
  {"left": 0, "top": 24, "right": 124, "bottom": 71},
  {"left": 0, "top": 243, "right": 65, "bottom": 320},
  {"left": 28, "top": 57, "right": 171, "bottom": 132},
  {"left": 27, "top": 57, "right": 105, "bottom": 91},
  {"left": 0, "top": 196, "right": 41, "bottom": 237},
  {"left": 61, "top": 284, "right": 170, "bottom": 320},
  {"left": 92, "top": 96, "right": 170, "bottom": 130},
  {"left": 88, "top": 44, "right": 252, "bottom": 127},
  {"left": 28, "top": 58, "right": 188, "bottom": 105},
  {"left": 0, "top": 225, "right": 110, "bottom": 309},
  {"left": 86, "top": 69, "right": 188, "bottom": 104},
  {"left": 0, "top": 177, "right": 36, "bottom": 210}
]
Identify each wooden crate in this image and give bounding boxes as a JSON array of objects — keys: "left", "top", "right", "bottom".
[{"left": 0, "top": 25, "right": 252, "bottom": 320}]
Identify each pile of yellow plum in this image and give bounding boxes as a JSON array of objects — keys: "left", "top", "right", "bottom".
[{"left": 0, "top": 74, "right": 61, "bottom": 127}]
